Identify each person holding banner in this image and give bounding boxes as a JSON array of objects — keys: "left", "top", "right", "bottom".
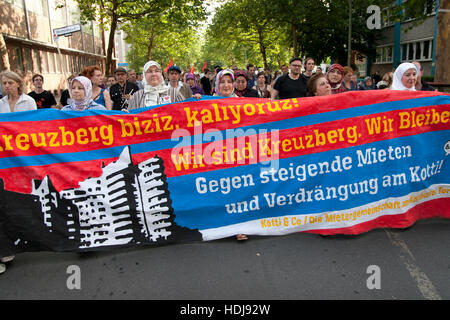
[
  {"left": 326, "top": 64, "right": 347, "bottom": 95},
  {"left": 306, "top": 73, "right": 332, "bottom": 97},
  {"left": 61, "top": 76, "right": 106, "bottom": 111},
  {"left": 81, "top": 66, "right": 112, "bottom": 110},
  {"left": 0, "top": 70, "right": 37, "bottom": 113},
  {"left": 167, "top": 65, "right": 193, "bottom": 102},
  {"left": 110, "top": 67, "right": 140, "bottom": 110},
  {"left": 213, "top": 69, "right": 238, "bottom": 97},
  {"left": 391, "top": 62, "right": 418, "bottom": 91},
  {"left": 0, "top": 70, "right": 37, "bottom": 273},
  {"left": 127, "top": 61, "right": 184, "bottom": 110},
  {"left": 234, "top": 70, "right": 259, "bottom": 98}
]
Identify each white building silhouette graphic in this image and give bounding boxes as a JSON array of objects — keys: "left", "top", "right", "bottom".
[{"left": 31, "top": 146, "right": 174, "bottom": 249}]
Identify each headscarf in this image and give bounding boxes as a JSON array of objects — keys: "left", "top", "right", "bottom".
[
  {"left": 214, "top": 69, "right": 235, "bottom": 96},
  {"left": 186, "top": 73, "right": 205, "bottom": 95},
  {"left": 392, "top": 62, "right": 417, "bottom": 91},
  {"left": 233, "top": 70, "right": 248, "bottom": 97},
  {"left": 326, "top": 64, "right": 343, "bottom": 84},
  {"left": 326, "top": 64, "right": 347, "bottom": 94},
  {"left": 69, "top": 76, "right": 93, "bottom": 111},
  {"left": 142, "top": 60, "right": 170, "bottom": 106}
]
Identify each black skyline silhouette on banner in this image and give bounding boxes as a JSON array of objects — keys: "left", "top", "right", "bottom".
[{"left": 0, "top": 146, "right": 202, "bottom": 254}]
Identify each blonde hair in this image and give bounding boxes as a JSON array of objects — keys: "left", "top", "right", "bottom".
[{"left": 0, "top": 70, "right": 25, "bottom": 95}]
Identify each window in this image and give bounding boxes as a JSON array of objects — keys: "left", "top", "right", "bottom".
[
  {"left": 55, "top": 52, "right": 62, "bottom": 73},
  {"left": 375, "top": 45, "right": 394, "bottom": 64},
  {"left": 415, "top": 42, "right": 422, "bottom": 60},
  {"left": 33, "top": 50, "right": 42, "bottom": 73},
  {"left": 381, "top": 8, "right": 393, "bottom": 28},
  {"left": 423, "top": 40, "right": 430, "bottom": 59},
  {"left": 24, "top": 47, "right": 33, "bottom": 72},
  {"left": 42, "top": 51, "right": 49, "bottom": 73},
  {"left": 408, "top": 43, "right": 414, "bottom": 60},
  {"left": 400, "top": 39, "right": 433, "bottom": 62},
  {"left": 14, "top": 48, "right": 24, "bottom": 72},
  {"left": 25, "top": 0, "right": 49, "bottom": 17},
  {"left": 4, "top": 0, "right": 23, "bottom": 9},
  {"left": 48, "top": 52, "right": 55, "bottom": 73},
  {"left": 48, "top": 0, "right": 67, "bottom": 24},
  {"left": 401, "top": 44, "right": 407, "bottom": 61},
  {"left": 62, "top": 54, "right": 68, "bottom": 74}
]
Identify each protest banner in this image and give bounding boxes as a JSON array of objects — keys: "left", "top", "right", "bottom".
[{"left": 0, "top": 90, "right": 449, "bottom": 254}]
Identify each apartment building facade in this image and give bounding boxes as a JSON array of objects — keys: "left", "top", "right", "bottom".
[{"left": 0, "top": 0, "right": 112, "bottom": 95}]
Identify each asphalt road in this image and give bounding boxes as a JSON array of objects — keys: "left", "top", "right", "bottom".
[{"left": 0, "top": 218, "right": 449, "bottom": 303}]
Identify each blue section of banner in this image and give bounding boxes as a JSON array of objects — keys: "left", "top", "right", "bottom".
[{"left": 168, "top": 131, "right": 450, "bottom": 230}]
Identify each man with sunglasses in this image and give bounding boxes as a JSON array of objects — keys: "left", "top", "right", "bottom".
[{"left": 271, "top": 57, "right": 307, "bottom": 100}]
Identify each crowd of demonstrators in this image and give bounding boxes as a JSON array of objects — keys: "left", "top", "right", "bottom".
[{"left": 0, "top": 54, "right": 444, "bottom": 267}]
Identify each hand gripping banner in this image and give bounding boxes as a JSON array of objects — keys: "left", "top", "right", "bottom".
[{"left": 0, "top": 90, "right": 449, "bottom": 254}]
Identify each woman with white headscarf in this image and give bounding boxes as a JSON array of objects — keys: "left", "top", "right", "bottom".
[
  {"left": 391, "top": 62, "right": 417, "bottom": 91},
  {"left": 127, "top": 61, "right": 184, "bottom": 110},
  {"left": 61, "top": 76, "right": 106, "bottom": 111}
]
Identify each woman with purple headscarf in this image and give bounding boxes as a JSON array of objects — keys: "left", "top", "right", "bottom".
[
  {"left": 61, "top": 76, "right": 106, "bottom": 111},
  {"left": 186, "top": 73, "right": 205, "bottom": 97}
]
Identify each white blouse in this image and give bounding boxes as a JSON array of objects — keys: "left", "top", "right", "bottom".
[{"left": 0, "top": 94, "right": 37, "bottom": 113}]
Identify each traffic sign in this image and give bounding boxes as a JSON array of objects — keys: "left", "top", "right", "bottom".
[{"left": 53, "top": 24, "right": 82, "bottom": 38}]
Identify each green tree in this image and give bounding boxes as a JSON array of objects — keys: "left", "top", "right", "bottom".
[
  {"left": 205, "top": 0, "right": 283, "bottom": 69},
  {"left": 71, "top": 0, "right": 205, "bottom": 74},
  {"left": 121, "top": 1, "right": 206, "bottom": 72}
]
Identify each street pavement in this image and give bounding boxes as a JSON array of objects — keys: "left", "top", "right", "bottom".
[{"left": 0, "top": 218, "right": 449, "bottom": 302}]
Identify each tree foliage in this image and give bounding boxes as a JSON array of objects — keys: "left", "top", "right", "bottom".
[
  {"left": 202, "top": 0, "right": 436, "bottom": 71},
  {"left": 62, "top": 0, "right": 436, "bottom": 74},
  {"left": 71, "top": 0, "right": 206, "bottom": 73},
  {"left": 121, "top": 1, "right": 206, "bottom": 72}
]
